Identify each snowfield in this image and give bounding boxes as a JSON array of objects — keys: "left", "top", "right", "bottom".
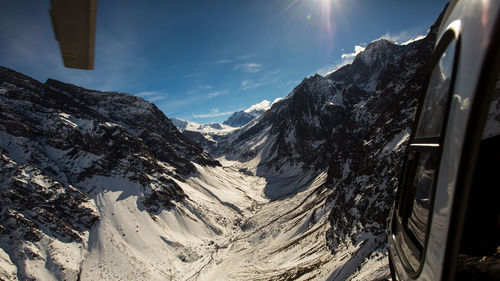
[
  {"left": 69, "top": 154, "right": 390, "bottom": 281},
  {"left": 74, "top": 158, "right": 359, "bottom": 281}
]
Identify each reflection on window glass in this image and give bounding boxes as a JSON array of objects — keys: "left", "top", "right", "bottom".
[
  {"left": 415, "top": 40, "right": 456, "bottom": 138},
  {"left": 407, "top": 152, "right": 438, "bottom": 246},
  {"left": 482, "top": 74, "right": 500, "bottom": 139}
]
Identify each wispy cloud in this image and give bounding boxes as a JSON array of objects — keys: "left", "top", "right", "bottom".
[
  {"left": 160, "top": 88, "right": 228, "bottom": 111},
  {"left": 268, "top": 69, "right": 282, "bottom": 76},
  {"left": 241, "top": 79, "right": 263, "bottom": 90},
  {"left": 193, "top": 108, "right": 234, "bottom": 118},
  {"left": 233, "top": 63, "right": 263, "bottom": 73},
  {"left": 279, "top": 80, "right": 300, "bottom": 88},
  {"left": 184, "top": 85, "right": 212, "bottom": 95},
  {"left": 136, "top": 91, "right": 161, "bottom": 97},
  {"left": 237, "top": 53, "right": 256, "bottom": 60},
  {"left": 215, "top": 53, "right": 255, "bottom": 65},
  {"left": 135, "top": 91, "right": 169, "bottom": 102},
  {"left": 208, "top": 90, "right": 229, "bottom": 98},
  {"left": 215, "top": 59, "right": 234, "bottom": 64},
  {"left": 378, "top": 29, "right": 428, "bottom": 45},
  {"left": 315, "top": 63, "right": 342, "bottom": 76},
  {"left": 401, "top": 34, "right": 426, "bottom": 45}
]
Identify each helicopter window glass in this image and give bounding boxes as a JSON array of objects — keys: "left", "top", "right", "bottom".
[
  {"left": 482, "top": 75, "right": 500, "bottom": 139},
  {"left": 415, "top": 40, "right": 456, "bottom": 139},
  {"left": 406, "top": 151, "right": 438, "bottom": 246}
]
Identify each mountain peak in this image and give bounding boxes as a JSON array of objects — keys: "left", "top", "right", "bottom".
[
  {"left": 365, "top": 38, "right": 395, "bottom": 49},
  {"left": 223, "top": 109, "right": 264, "bottom": 127}
]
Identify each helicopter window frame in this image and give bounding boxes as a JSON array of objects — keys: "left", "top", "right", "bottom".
[
  {"left": 442, "top": 17, "right": 500, "bottom": 281},
  {"left": 392, "top": 29, "right": 460, "bottom": 277}
]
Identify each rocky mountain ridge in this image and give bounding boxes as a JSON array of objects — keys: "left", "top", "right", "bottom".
[
  {"left": 0, "top": 67, "right": 221, "bottom": 280},
  {"left": 205, "top": 7, "right": 442, "bottom": 278}
]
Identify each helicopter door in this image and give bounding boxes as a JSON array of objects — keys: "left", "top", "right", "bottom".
[
  {"left": 451, "top": 54, "right": 500, "bottom": 281},
  {"left": 391, "top": 31, "right": 459, "bottom": 276}
]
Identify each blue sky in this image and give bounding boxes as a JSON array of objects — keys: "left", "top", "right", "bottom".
[{"left": 1, "top": 0, "right": 448, "bottom": 123}]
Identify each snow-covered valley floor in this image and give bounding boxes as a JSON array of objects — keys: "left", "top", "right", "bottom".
[{"left": 75, "top": 159, "right": 389, "bottom": 281}]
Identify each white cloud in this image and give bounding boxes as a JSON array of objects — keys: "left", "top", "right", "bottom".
[
  {"left": 245, "top": 100, "right": 271, "bottom": 112},
  {"left": 316, "top": 28, "right": 428, "bottom": 78},
  {"left": 208, "top": 90, "right": 229, "bottom": 98},
  {"left": 315, "top": 44, "right": 367, "bottom": 76},
  {"left": 341, "top": 45, "right": 366, "bottom": 59},
  {"left": 244, "top": 98, "right": 283, "bottom": 113},
  {"left": 272, "top": 97, "right": 283, "bottom": 105},
  {"left": 401, "top": 34, "right": 426, "bottom": 45},
  {"left": 193, "top": 108, "right": 234, "bottom": 118},
  {"left": 234, "top": 63, "right": 263, "bottom": 73}
]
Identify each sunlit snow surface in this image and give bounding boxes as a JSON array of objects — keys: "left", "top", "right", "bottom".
[
  {"left": 68, "top": 156, "right": 388, "bottom": 281},
  {"left": 75, "top": 159, "right": 339, "bottom": 281}
]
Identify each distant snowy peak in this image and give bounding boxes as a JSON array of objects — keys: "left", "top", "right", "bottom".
[
  {"left": 171, "top": 118, "right": 236, "bottom": 134},
  {"left": 171, "top": 117, "right": 237, "bottom": 152},
  {"left": 223, "top": 109, "right": 265, "bottom": 127},
  {"left": 171, "top": 117, "right": 189, "bottom": 131}
]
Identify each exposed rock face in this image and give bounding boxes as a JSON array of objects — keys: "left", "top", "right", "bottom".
[
  {"left": 324, "top": 12, "right": 442, "bottom": 264},
  {"left": 213, "top": 33, "right": 434, "bottom": 178},
  {"left": 0, "top": 67, "right": 220, "bottom": 280},
  {"left": 210, "top": 8, "right": 442, "bottom": 277}
]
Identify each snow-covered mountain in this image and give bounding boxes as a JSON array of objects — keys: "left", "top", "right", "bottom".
[
  {"left": 222, "top": 108, "right": 265, "bottom": 127},
  {"left": 0, "top": 6, "right": 446, "bottom": 280},
  {"left": 170, "top": 118, "right": 237, "bottom": 152},
  {"left": 170, "top": 101, "right": 272, "bottom": 152},
  {"left": 207, "top": 8, "right": 442, "bottom": 279},
  {"left": 0, "top": 68, "right": 228, "bottom": 280},
  {"left": 0, "top": 66, "right": 345, "bottom": 280}
]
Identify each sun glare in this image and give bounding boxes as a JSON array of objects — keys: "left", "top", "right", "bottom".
[{"left": 269, "top": 0, "right": 352, "bottom": 53}]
